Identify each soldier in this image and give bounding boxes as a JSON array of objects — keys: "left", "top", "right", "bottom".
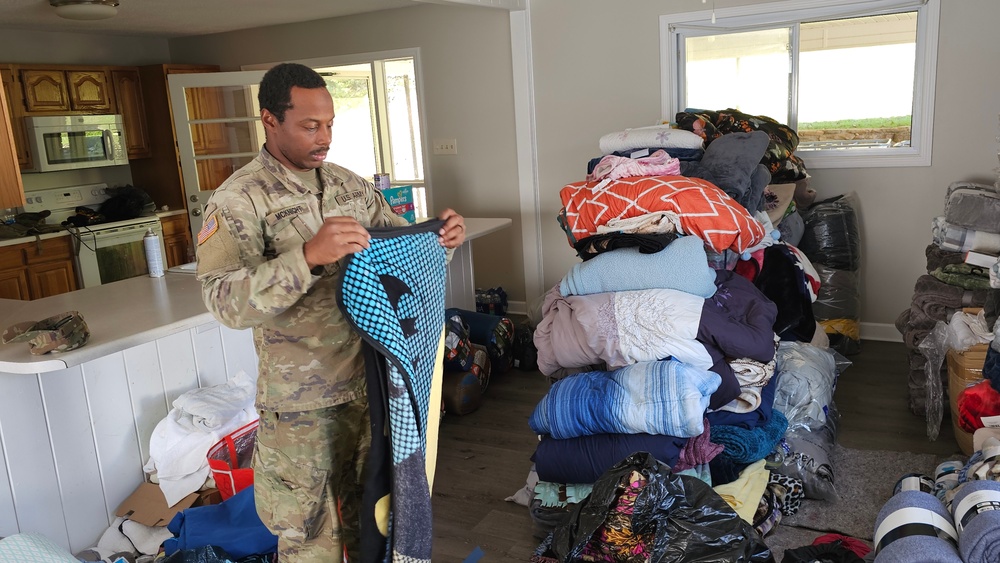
[{"left": 196, "top": 62, "right": 465, "bottom": 562}]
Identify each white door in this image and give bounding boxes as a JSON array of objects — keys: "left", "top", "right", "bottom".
[{"left": 168, "top": 70, "right": 267, "bottom": 235}]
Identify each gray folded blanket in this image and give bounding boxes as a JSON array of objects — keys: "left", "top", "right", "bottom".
[{"left": 911, "top": 275, "right": 990, "bottom": 322}]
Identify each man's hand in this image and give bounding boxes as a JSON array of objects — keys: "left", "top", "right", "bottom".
[
  {"left": 303, "top": 216, "right": 371, "bottom": 268},
  {"left": 437, "top": 209, "right": 465, "bottom": 249}
]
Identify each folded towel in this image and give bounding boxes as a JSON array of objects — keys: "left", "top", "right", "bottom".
[
  {"left": 952, "top": 480, "right": 1000, "bottom": 563},
  {"left": 172, "top": 370, "right": 256, "bottom": 431},
  {"left": 559, "top": 235, "right": 717, "bottom": 298},
  {"left": 872, "top": 490, "right": 961, "bottom": 563}
]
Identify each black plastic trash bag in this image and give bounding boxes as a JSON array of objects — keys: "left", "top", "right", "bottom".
[
  {"left": 534, "top": 452, "right": 774, "bottom": 563},
  {"left": 162, "top": 545, "right": 234, "bottom": 563},
  {"left": 799, "top": 194, "right": 861, "bottom": 272}
]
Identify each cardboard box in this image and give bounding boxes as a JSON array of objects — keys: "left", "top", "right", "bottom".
[
  {"left": 115, "top": 483, "right": 221, "bottom": 527},
  {"left": 947, "top": 344, "right": 989, "bottom": 455}
]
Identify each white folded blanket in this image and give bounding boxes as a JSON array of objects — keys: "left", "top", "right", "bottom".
[{"left": 599, "top": 125, "right": 705, "bottom": 154}]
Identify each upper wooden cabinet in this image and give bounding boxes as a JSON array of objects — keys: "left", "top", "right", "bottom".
[
  {"left": 0, "top": 66, "right": 30, "bottom": 170},
  {"left": 0, "top": 64, "right": 152, "bottom": 167},
  {"left": 19, "top": 67, "right": 113, "bottom": 113},
  {"left": 111, "top": 68, "right": 151, "bottom": 159},
  {"left": 0, "top": 69, "right": 25, "bottom": 210}
]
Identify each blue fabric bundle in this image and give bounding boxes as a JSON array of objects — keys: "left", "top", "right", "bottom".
[
  {"left": 529, "top": 360, "right": 720, "bottom": 439},
  {"left": 558, "top": 235, "right": 717, "bottom": 298},
  {"left": 872, "top": 490, "right": 961, "bottom": 563},
  {"left": 952, "top": 480, "right": 1000, "bottom": 562},
  {"left": 710, "top": 410, "right": 788, "bottom": 464},
  {"left": 164, "top": 485, "right": 277, "bottom": 559}
]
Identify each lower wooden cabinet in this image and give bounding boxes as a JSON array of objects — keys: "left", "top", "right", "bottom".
[
  {"left": 0, "top": 267, "right": 30, "bottom": 300},
  {"left": 159, "top": 213, "right": 193, "bottom": 268},
  {"left": 0, "top": 236, "right": 78, "bottom": 300}
]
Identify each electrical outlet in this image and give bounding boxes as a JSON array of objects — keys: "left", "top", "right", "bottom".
[{"left": 432, "top": 139, "right": 458, "bottom": 155}]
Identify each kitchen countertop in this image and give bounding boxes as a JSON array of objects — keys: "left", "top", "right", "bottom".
[
  {"left": 0, "top": 273, "right": 212, "bottom": 374},
  {"left": 0, "top": 217, "right": 513, "bottom": 375}
]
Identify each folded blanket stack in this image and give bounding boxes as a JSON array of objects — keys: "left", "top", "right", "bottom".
[
  {"left": 951, "top": 480, "right": 1000, "bottom": 563},
  {"left": 897, "top": 269, "right": 997, "bottom": 416},
  {"left": 524, "top": 121, "right": 803, "bottom": 552}
]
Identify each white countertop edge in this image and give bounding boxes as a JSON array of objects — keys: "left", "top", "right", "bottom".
[
  {"left": 0, "top": 230, "right": 69, "bottom": 248},
  {"left": 0, "top": 310, "right": 217, "bottom": 375},
  {"left": 464, "top": 217, "right": 513, "bottom": 241}
]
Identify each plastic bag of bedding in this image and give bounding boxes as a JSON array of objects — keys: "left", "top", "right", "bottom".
[
  {"left": 533, "top": 451, "right": 774, "bottom": 563},
  {"left": 799, "top": 193, "right": 861, "bottom": 271},
  {"left": 770, "top": 416, "right": 838, "bottom": 501},
  {"left": 773, "top": 341, "right": 839, "bottom": 432}
]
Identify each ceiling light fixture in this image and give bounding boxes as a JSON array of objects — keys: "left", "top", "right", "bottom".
[{"left": 50, "top": 0, "right": 119, "bottom": 21}]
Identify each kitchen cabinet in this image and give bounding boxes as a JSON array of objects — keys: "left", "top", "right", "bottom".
[
  {"left": 19, "top": 67, "right": 113, "bottom": 113},
  {"left": 130, "top": 64, "right": 222, "bottom": 218},
  {"left": 1, "top": 66, "right": 30, "bottom": 170},
  {"left": 0, "top": 70, "right": 25, "bottom": 210},
  {"left": 111, "top": 68, "right": 151, "bottom": 159},
  {"left": 0, "top": 236, "right": 77, "bottom": 300},
  {"left": 160, "top": 213, "right": 192, "bottom": 268}
]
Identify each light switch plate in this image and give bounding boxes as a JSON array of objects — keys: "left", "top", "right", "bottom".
[{"left": 433, "top": 139, "right": 458, "bottom": 155}]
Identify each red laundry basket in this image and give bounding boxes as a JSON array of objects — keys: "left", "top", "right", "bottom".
[{"left": 207, "top": 419, "right": 258, "bottom": 500}]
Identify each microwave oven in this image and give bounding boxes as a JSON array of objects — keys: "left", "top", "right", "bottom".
[{"left": 24, "top": 114, "right": 128, "bottom": 173}]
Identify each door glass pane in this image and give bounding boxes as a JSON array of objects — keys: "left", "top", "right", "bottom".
[
  {"left": 798, "top": 13, "right": 916, "bottom": 150},
  {"left": 320, "top": 66, "right": 378, "bottom": 178},
  {"left": 195, "top": 155, "right": 254, "bottom": 192},
  {"left": 684, "top": 28, "right": 790, "bottom": 123},
  {"left": 384, "top": 58, "right": 423, "bottom": 182}
]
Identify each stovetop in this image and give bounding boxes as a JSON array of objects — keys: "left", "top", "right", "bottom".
[{"left": 22, "top": 183, "right": 159, "bottom": 230}]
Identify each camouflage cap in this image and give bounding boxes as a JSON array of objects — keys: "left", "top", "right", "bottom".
[{"left": 2, "top": 311, "right": 90, "bottom": 355}]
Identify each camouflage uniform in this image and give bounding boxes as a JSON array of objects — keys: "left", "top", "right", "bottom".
[{"left": 196, "top": 147, "right": 408, "bottom": 562}]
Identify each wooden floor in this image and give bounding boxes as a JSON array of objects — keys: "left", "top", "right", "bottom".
[{"left": 429, "top": 339, "right": 962, "bottom": 562}]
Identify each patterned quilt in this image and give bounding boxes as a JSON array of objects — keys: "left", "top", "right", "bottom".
[{"left": 559, "top": 175, "right": 765, "bottom": 254}]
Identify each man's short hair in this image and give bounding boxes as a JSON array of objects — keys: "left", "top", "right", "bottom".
[{"left": 258, "top": 63, "right": 326, "bottom": 123}]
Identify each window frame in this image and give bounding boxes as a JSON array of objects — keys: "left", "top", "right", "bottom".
[{"left": 659, "top": 0, "right": 940, "bottom": 169}]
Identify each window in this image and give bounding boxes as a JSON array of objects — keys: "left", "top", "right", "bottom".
[
  {"left": 661, "top": 0, "right": 940, "bottom": 168},
  {"left": 245, "top": 50, "right": 430, "bottom": 218}
]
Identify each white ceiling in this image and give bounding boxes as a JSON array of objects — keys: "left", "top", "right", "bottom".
[{"left": 0, "top": 0, "right": 422, "bottom": 38}]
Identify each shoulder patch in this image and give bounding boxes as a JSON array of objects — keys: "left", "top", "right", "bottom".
[{"left": 197, "top": 213, "right": 219, "bottom": 246}]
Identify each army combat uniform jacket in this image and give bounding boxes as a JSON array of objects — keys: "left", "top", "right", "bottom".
[{"left": 197, "top": 147, "right": 410, "bottom": 412}]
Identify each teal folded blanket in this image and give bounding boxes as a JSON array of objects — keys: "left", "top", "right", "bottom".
[
  {"left": 711, "top": 410, "right": 788, "bottom": 464},
  {"left": 559, "top": 235, "right": 717, "bottom": 298}
]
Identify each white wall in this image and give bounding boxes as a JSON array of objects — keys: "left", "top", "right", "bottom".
[
  {"left": 527, "top": 0, "right": 1000, "bottom": 330},
  {"left": 167, "top": 4, "right": 526, "bottom": 305}
]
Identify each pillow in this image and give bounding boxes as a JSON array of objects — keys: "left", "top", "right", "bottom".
[
  {"left": 0, "top": 534, "right": 79, "bottom": 563},
  {"left": 698, "top": 131, "right": 770, "bottom": 204}
]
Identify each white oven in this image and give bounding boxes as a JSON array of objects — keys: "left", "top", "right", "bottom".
[
  {"left": 22, "top": 183, "right": 165, "bottom": 289},
  {"left": 71, "top": 216, "right": 165, "bottom": 288}
]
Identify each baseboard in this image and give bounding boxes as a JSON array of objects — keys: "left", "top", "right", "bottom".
[
  {"left": 507, "top": 300, "right": 527, "bottom": 316},
  {"left": 860, "top": 322, "right": 902, "bottom": 343}
]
